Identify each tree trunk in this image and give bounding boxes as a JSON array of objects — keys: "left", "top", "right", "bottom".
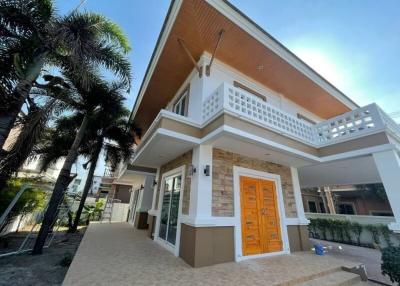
[
  {"left": 0, "top": 54, "right": 46, "bottom": 150},
  {"left": 70, "top": 142, "right": 102, "bottom": 233},
  {"left": 32, "top": 113, "right": 90, "bottom": 255},
  {"left": 16, "top": 213, "right": 25, "bottom": 233}
]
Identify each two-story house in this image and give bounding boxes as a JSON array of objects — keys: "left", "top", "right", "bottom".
[{"left": 116, "top": 0, "right": 400, "bottom": 268}]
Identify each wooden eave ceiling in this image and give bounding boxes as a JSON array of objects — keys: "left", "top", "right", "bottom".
[{"left": 134, "top": 0, "right": 352, "bottom": 134}]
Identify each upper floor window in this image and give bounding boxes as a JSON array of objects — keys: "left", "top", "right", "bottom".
[
  {"left": 233, "top": 81, "right": 267, "bottom": 102},
  {"left": 173, "top": 87, "right": 189, "bottom": 116},
  {"left": 297, "top": 113, "right": 316, "bottom": 125}
]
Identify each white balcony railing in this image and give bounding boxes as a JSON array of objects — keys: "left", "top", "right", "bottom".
[{"left": 202, "top": 82, "right": 400, "bottom": 147}]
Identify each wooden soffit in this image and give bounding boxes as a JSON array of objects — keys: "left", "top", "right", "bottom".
[{"left": 133, "top": 0, "right": 357, "bottom": 134}]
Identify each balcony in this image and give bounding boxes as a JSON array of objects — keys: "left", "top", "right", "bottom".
[{"left": 202, "top": 83, "right": 400, "bottom": 147}]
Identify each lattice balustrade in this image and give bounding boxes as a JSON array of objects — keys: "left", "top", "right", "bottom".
[
  {"left": 314, "top": 104, "right": 383, "bottom": 144},
  {"left": 201, "top": 83, "right": 397, "bottom": 147},
  {"left": 223, "top": 84, "right": 316, "bottom": 143},
  {"left": 202, "top": 86, "right": 223, "bottom": 122}
]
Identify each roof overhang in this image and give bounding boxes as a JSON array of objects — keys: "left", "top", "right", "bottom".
[
  {"left": 131, "top": 0, "right": 359, "bottom": 135},
  {"left": 114, "top": 165, "right": 156, "bottom": 187},
  {"left": 298, "top": 155, "right": 382, "bottom": 188}
]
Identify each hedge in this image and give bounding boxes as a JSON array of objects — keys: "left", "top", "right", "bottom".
[{"left": 308, "top": 218, "right": 395, "bottom": 248}]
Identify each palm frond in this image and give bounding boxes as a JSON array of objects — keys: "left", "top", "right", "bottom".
[{"left": 0, "top": 97, "right": 57, "bottom": 177}]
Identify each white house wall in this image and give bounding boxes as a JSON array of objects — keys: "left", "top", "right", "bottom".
[{"left": 166, "top": 53, "right": 323, "bottom": 125}]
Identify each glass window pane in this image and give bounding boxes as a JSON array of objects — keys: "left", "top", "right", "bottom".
[
  {"left": 159, "top": 178, "right": 173, "bottom": 240},
  {"left": 167, "top": 176, "right": 181, "bottom": 245},
  {"left": 179, "top": 97, "right": 186, "bottom": 116}
]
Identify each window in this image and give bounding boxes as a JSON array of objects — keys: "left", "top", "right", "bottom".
[
  {"left": 338, "top": 203, "right": 355, "bottom": 215},
  {"left": 233, "top": 81, "right": 267, "bottom": 102},
  {"left": 297, "top": 113, "right": 316, "bottom": 125},
  {"left": 308, "top": 201, "right": 317, "bottom": 213},
  {"left": 173, "top": 88, "right": 189, "bottom": 116},
  {"left": 319, "top": 202, "right": 326, "bottom": 213}
]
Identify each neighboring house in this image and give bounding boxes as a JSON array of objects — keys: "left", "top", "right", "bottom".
[
  {"left": 112, "top": 0, "right": 400, "bottom": 268},
  {"left": 17, "top": 156, "right": 65, "bottom": 185},
  {"left": 89, "top": 175, "right": 102, "bottom": 196},
  {"left": 3, "top": 121, "right": 65, "bottom": 187},
  {"left": 69, "top": 178, "right": 83, "bottom": 193},
  {"left": 302, "top": 184, "right": 393, "bottom": 216}
]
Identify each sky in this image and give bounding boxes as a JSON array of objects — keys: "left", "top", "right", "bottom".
[{"left": 56, "top": 0, "right": 400, "bottom": 177}]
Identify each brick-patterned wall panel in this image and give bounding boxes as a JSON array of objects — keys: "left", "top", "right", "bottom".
[
  {"left": 212, "top": 148, "right": 297, "bottom": 218},
  {"left": 155, "top": 151, "right": 192, "bottom": 215}
]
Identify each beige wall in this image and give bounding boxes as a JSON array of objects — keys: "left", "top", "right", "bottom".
[
  {"left": 155, "top": 151, "right": 192, "bottom": 215},
  {"left": 287, "top": 225, "right": 312, "bottom": 252},
  {"left": 114, "top": 185, "right": 131, "bottom": 203},
  {"left": 212, "top": 148, "right": 298, "bottom": 218}
]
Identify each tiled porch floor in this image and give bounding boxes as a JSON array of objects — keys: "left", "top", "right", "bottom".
[{"left": 63, "top": 223, "right": 366, "bottom": 286}]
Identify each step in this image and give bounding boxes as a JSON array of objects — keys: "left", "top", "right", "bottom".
[
  {"left": 295, "top": 271, "right": 361, "bottom": 286},
  {"left": 352, "top": 282, "right": 380, "bottom": 286}
]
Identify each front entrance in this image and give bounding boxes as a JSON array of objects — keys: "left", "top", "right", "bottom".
[
  {"left": 158, "top": 174, "right": 182, "bottom": 247},
  {"left": 240, "top": 176, "right": 283, "bottom": 256}
]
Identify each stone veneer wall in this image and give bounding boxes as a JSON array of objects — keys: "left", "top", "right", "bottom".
[
  {"left": 155, "top": 151, "right": 192, "bottom": 215},
  {"left": 212, "top": 148, "right": 297, "bottom": 218}
]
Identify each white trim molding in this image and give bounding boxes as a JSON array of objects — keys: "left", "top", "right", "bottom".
[{"left": 233, "top": 166, "right": 290, "bottom": 262}]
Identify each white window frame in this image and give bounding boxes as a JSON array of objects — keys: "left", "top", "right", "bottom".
[
  {"left": 173, "top": 88, "right": 189, "bottom": 116},
  {"left": 153, "top": 165, "right": 186, "bottom": 256}
]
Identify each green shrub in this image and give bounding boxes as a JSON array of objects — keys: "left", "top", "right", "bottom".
[
  {"left": 58, "top": 252, "right": 73, "bottom": 267},
  {"left": 342, "top": 220, "right": 352, "bottom": 243},
  {"left": 315, "top": 218, "right": 328, "bottom": 240},
  {"left": 379, "top": 224, "right": 393, "bottom": 247},
  {"left": 381, "top": 246, "right": 400, "bottom": 283},
  {"left": 0, "top": 179, "right": 46, "bottom": 232},
  {"left": 350, "top": 222, "right": 363, "bottom": 246},
  {"left": 366, "top": 225, "right": 380, "bottom": 247},
  {"left": 308, "top": 219, "right": 318, "bottom": 238}
]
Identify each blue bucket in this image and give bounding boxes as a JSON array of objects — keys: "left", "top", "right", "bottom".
[{"left": 314, "top": 244, "right": 324, "bottom": 256}]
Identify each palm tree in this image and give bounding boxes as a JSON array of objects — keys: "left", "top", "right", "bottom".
[
  {"left": 0, "top": 0, "right": 131, "bottom": 149},
  {"left": 0, "top": 76, "right": 72, "bottom": 191},
  {"left": 32, "top": 77, "right": 131, "bottom": 254},
  {"left": 36, "top": 101, "right": 133, "bottom": 232},
  {"left": 71, "top": 110, "right": 133, "bottom": 232}
]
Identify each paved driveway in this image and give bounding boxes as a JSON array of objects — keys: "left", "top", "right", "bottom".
[
  {"left": 63, "top": 223, "right": 364, "bottom": 286},
  {"left": 311, "top": 239, "right": 393, "bottom": 285}
]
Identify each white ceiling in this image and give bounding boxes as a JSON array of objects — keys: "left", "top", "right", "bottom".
[
  {"left": 114, "top": 171, "right": 146, "bottom": 189},
  {"left": 298, "top": 155, "right": 382, "bottom": 188},
  {"left": 212, "top": 134, "right": 315, "bottom": 168},
  {"left": 133, "top": 133, "right": 197, "bottom": 168}
]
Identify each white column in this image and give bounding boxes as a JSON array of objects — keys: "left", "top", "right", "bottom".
[
  {"left": 188, "top": 144, "right": 213, "bottom": 223},
  {"left": 140, "top": 175, "right": 155, "bottom": 212},
  {"left": 373, "top": 149, "right": 400, "bottom": 233},
  {"left": 148, "top": 168, "right": 160, "bottom": 216},
  {"left": 290, "top": 167, "right": 309, "bottom": 225}
]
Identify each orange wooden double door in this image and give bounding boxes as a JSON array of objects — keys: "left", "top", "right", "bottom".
[{"left": 240, "top": 176, "right": 283, "bottom": 256}]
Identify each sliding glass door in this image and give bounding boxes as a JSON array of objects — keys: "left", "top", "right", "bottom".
[{"left": 158, "top": 174, "right": 182, "bottom": 246}]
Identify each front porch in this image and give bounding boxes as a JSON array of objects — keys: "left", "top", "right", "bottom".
[{"left": 63, "top": 222, "right": 371, "bottom": 286}]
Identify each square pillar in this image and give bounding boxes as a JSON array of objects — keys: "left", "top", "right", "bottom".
[
  {"left": 148, "top": 168, "right": 160, "bottom": 215},
  {"left": 188, "top": 144, "right": 213, "bottom": 223},
  {"left": 290, "top": 167, "right": 309, "bottom": 225},
  {"left": 373, "top": 149, "right": 400, "bottom": 233}
]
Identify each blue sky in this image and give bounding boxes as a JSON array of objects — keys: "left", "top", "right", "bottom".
[{"left": 56, "top": 0, "right": 400, "bottom": 176}]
